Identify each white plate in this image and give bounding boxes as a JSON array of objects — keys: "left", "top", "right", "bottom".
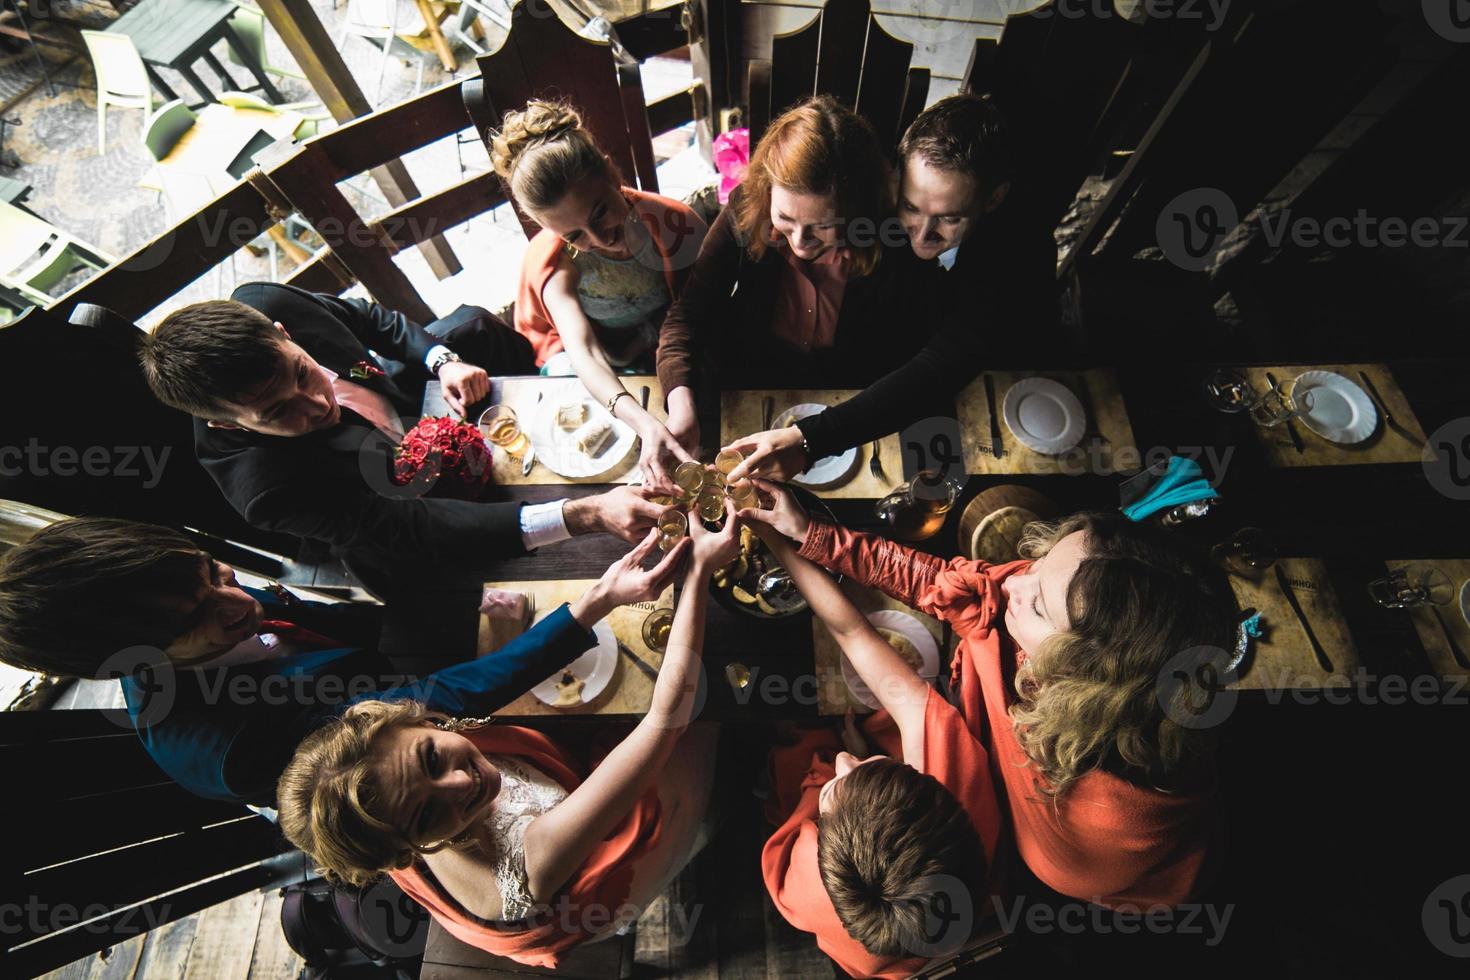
[
  {"left": 1001, "top": 377, "right": 1085, "bottom": 456},
  {"left": 772, "top": 403, "right": 860, "bottom": 489},
  {"left": 1293, "top": 370, "right": 1378, "bottom": 445},
  {"left": 1460, "top": 579, "right": 1470, "bottom": 629},
  {"left": 529, "top": 380, "right": 637, "bottom": 479},
  {"left": 842, "top": 609, "right": 941, "bottom": 710},
  {"left": 532, "top": 620, "right": 616, "bottom": 707}
]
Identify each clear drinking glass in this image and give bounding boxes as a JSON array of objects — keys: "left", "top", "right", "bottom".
[
  {"left": 656, "top": 508, "right": 688, "bottom": 552},
  {"left": 1367, "top": 564, "right": 1454, "bottom": 609},
  {"left": 874, "top": 470, "right": 964, "bottom": 542},
  {"left": 1211, "top": 527, "right": 1277, "bottom": 578},
  {"left": 478, "top": 404, "right": 528, "bottom": 458},
  {"left": 1203, "top": 368, "right": 1260, "bottom": 414},
  {"left": 640, "top": 607, "right": 675, "bottom": 651},
  {"left": 1249, "top": 379, "right": 1314, "bottom": 428}
]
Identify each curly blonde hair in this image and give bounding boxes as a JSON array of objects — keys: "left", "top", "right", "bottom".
[
  {"left": 277, "top": 699, "right": 454, "bottom": 887},
  {"left": 1008, "top": 512, "right": 1238, "bottom": 798},
  {"left": 488, "top": 99, "right": 623, "bottom": 216}
]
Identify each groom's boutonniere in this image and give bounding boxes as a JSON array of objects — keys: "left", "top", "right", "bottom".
[{"left": 350, "top": 360, "right": 386, "bottom": 381}]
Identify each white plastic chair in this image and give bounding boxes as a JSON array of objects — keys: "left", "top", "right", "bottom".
[
  {"left": 0, "top": 202, "right": 115, "bottom": 296},
  {"left": 337, "top": 0, "right": 424, "bottom": 105},
  {"left": 79, "top": 30, "right": 154, "bottom": 153}
]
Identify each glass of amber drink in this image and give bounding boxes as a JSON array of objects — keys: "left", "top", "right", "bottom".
[
  {"left": 656, "top": 508, "right": 688, "bottom": 551},
  {"left": 479, "top": 404, "right": 528, "bottom": 459}
]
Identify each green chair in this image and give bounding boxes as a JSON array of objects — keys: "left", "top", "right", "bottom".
[
  {"left": 79, "top": 30, "right": 154, "bottom": 154},
  {"left": 217, "top": 90, "right": 333, "bottom": 140},
  {"left": 0, "top": 203, "right": 115, "bottom": 296},
  {"left": 141, "top": 100, "right": 199, "bottom": 162},
  {"left": 226, "top": 5, "right": 307, "bottom": 82},
  {"left": 1, "top": 277, "right": 52, "bottom": 321}
]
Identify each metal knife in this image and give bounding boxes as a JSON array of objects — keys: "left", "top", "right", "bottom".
[
  {"left": 762, "top": 394, "right": 775, "bottom": 432},
  {"left": 640, "top": 385, "right": 651, "bottom": 411},
  {"left": 1357, "top": 370, "right": 1417, "bottom": 444},
  {"left": 1266, "top": 371, "right": 1305, "bottom": 454},
  {"left": 1073, "top": 372, "right": 1107, "bottom": 443},
  {"left": 1274, "top": 565, "right": 1332, "bottom": 672},
  {"left": 983, "top": 374, "right": 1003, "bottom": 459},
  {"left": 1430, "top": 606, "right": 1470, "bottom": 670},
  {"left": 617, "top": 641, "right": 660, "bottom": 682}
]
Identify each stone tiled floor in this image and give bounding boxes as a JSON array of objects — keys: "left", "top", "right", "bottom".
[{"left": 4, "top": 0, "right": 712, "bottom": 325}]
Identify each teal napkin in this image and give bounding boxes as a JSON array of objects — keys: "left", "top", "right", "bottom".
[{"left": 1122, "top": 455, "right": 1219, "bottom": 522}]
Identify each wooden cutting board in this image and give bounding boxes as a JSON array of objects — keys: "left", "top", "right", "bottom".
[
  {"left": 956, "top": 485, "right": 1059, "bottom": 563},
  {"left": 811, "top": 579, "right": 944, "bottom": 715},
  {"left": 1226, "top": 558, "right": 1361, "bottom": 690},
  {"left": 477, "top": 578, "right": 675, "bottom": 716},
  {"left": 1240, "top": 363, "right": 1425, "bottom": 467},
  {"left": 719, "top": 389, "right": 904, "bottom": 499},
  {"left": 1384, "top": 558, "right": 1470, "bottom": 679},
  {"left": 957, "top": 368, "right": 1138, "bottom": 476}
]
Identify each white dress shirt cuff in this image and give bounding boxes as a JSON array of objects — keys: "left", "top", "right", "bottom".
[
  {"left": 425, "top": 344, "right": 453, "bottom": 371},
  {"left": 520, "top": 499, "right": 572, "bottom": 550}
]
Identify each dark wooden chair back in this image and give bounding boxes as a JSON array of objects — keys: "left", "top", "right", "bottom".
[
  {"left": 420, "top": 916, "right": 636, "bottom": 979},
  {"left": 745, "top": 0, "right": 928, "bottom": 153},
  {"left": 461, "top": 3, "right": 662, "bottom": 240},
  {"left": 0, "top": 709, "right": 292, "bottom": 975},
  {"left": 0, "top": 305, "right": 292, "bottom": 555}
]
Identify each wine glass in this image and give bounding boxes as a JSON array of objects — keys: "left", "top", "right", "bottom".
[
  {"left": 1367, "top": 564, "right": 1455, "bottom": 609},
  {"left": 1203, "top": 369, "right": 1260, "bottom": 414},
  {"left": 1211, "top": 527, "right": 1276, "bottom": 579}
]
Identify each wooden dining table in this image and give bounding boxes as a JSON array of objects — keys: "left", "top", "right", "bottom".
[
  {"left": 412, "top": 355, "right": 1469, "bottom": 722},
  {"left": 106, "top": 0, "right": 285, "bottom": 107}
]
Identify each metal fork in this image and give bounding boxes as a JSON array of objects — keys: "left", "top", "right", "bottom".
[{"left": 868, "top": 440, "right": 884, "bottom": 478}]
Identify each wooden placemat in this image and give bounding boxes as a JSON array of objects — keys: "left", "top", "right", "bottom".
[
  {"left": 957, "top": 369, "right": 1138, "bottom": 476},
  {"left": 719, "top": 390, "right": 904, "bottom": 499},
  {"left": 479, "top": 375, "right": 665, "bottom": 486},
  {"left": 1240, "top": 363, "right": 1425, "bottom": 467},
  {"left": 478, "top": 578, "right": 676, "bottom": 717},
  {"left": 811, "top": 580, "right": 944, "bottom": 715},
  {"left": 1226, "top": 558, "right": 1361, "bottom": 690},
  {"left": 1384, "top": 558, "right": 1470, "bottom": 680}
]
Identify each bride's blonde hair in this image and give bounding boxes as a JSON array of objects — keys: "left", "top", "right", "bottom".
[
  {"left": 277, "top": 699, "right": 455, "bottom": 886},
  {"left": 489, "top": 99, "right": 622, "bottom": 216}
]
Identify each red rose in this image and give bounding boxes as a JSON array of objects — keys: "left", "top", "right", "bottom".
[{"left": 392, "top": 416, "right": 495, "bottom": 500}]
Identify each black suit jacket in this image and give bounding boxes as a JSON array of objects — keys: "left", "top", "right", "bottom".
[{"left": 195, "top": 283, "right": 526, "bottom": 570}]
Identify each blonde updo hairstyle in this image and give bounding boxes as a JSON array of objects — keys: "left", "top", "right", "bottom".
[
  {"left": 489, "top": 99, "right": 623, "bottom": 217},
  {"left": 277, "top": 699, "right": 459, "bottom": 887}
]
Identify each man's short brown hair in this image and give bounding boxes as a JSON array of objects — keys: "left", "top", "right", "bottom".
[
  {"left": 140, "top": 300, "right": 284, "bottom": 419},
  {"left": 898, "top": 93, "right": 1012, "bottom": 196},
  {"left": 0, "top": 517, "right": 207, "bottom": 677},
  {"left": 817, "top": 757, "right": 987, "bottom": 958}
]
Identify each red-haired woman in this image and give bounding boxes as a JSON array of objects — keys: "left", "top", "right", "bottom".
[{"left": 656, "top": 95, "right": 934, "bottom": 454}]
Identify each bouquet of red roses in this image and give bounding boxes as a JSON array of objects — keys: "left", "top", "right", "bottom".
[{"left": 392, "top": 416, "right": 495, "bottom": 500}]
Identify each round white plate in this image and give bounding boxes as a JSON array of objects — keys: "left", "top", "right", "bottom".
[
  {"left": 842, "top": 609, "right": 941, "bottom": 710},
  {"left": 530, "top": 380, "right": 637, "bottom": 479},
  {"left": 1459, "top": 579, "right": 1470, "bottom": 629},
  {"left": 532, "top": 620, "right": 616, "bottom": 707},
  {"left": 772, "top": 403, "right": 860, "bottom": 488},
  {"left": 1001, "top": 377, "right": 1085, "bottom": 456},
  {"left": 1293, "top": 370, "right": 1377, "bottom": 445}
]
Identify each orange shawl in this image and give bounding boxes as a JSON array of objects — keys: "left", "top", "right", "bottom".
[
  {"left": 760, "top": 690, "right": 1004, "bottom": 978},
  {"left": 797, "top": 520, "right": 1218, "bottom": 908},
  {"left": 514, "top": 187, "right": 706, "bottom": 366},
  {"left": 390, "top": 726, "right": 662, "bottom": 968}
]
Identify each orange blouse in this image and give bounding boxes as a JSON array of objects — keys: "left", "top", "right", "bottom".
[
  {"left": 760, "top": 689, "right": 1005, "bottom": 978},
  {"left": 797, "top": 520, "right": 1220, "bottom": 908},
  {"left": 514, "top": 187, "right": 705, "bottom": 367},
  {"left": 390, "top": 726, "right": 663, "bottom": 969}
]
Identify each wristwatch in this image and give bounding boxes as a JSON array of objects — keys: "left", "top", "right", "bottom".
[{"left": 428, "top": 348, "right": 462, "bottom": 374}]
